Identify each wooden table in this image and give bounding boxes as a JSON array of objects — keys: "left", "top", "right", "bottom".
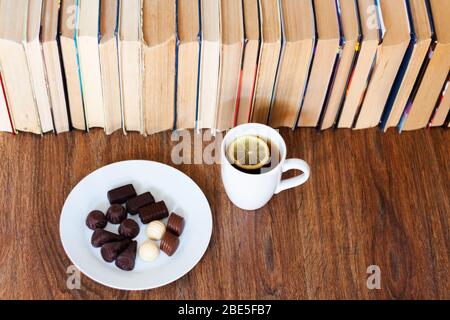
[{"left": 0, "top": 128, "right": 448, "bottom": 299}]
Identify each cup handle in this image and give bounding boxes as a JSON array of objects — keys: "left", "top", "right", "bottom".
[{"left": 274, "top": 159, "right": 310, "bottom": 194}]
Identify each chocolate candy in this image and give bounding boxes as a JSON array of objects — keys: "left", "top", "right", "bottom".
[
  {"left": 146, "top": 221, "right": 166, "bottom": 240},
  {"left": 139, "top": 201, "right": 169, "bottom": 224},
  {"left": 107, "top": 184, "right": 137, "bottom": 205},
  {"left": 126, "top": 192, "right": 155, "bottom": 215},
  {"left": 139, "top": 240, "right": 160, "bottom": 262},
  {"left": 101, "top": 239, "right": 131, "bottom": 263},
  {"left": 91, "top": 229, "right": 124, "bottom": 248},
  {"left": 106, "top": 204, "right": 127, "bottom": 224},
  {"left": 167, "top": 213, "right": 185, "bottom": 236},
  {"left": 86, "top": 210, "right": 107, "bottom": 230},
  {"left": 115, "top": 241, "right": 137, "bottom": 271},
  {"left": 118, "top": 219, "right": 140, "bottom": 239},
  {"left": 160, "top": 231, "right": 179, "bottom": 257}
]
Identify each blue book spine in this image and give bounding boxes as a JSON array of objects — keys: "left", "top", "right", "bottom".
[
  {"left": 74, "top": 0, "right": 88, "bottom": 130},
  {"left": 97, "top": 0, "right": 101, "bottom": 44},
  {"left": 374, "top": 0, "right": 386, "bottom": 42},
  {"left": 398, "top": 0, "right": 436, "bottom": 131}
]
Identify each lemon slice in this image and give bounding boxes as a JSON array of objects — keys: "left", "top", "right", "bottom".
[{"left": 226, "top": 135, "right": 270, "bottom": 170}]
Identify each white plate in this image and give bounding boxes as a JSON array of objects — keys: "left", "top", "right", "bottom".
[{"left": 60, "top": 160, "right": 213, "bottom": 290}]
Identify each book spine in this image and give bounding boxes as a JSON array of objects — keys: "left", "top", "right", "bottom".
[
  {"left": 335, "top": 0, "right": 363, "bottom": 127},
  {"left": 294, "top": 0, "right": 318, "bottom": 128},
  {"left": 318, "top": 0, "right": 345, "bottom": 130},
  {"left": 380, "top": 0, "right": 416, "bottom": 130},
  {"left": 374, "top": 0, "right": 386, "bottom": 42},
  {"left": 174, "top": 0, "right": 179, "bottom": 130},
  {"left": 265, "top": 0, "right": 284, "bottom": 125},
  {"left": 398, "top": 0, "right": 437, "bottom": 131},
  {"left": 398, "top": 43, "right": 437, "bottom": 131},
  {"left": 234, "top": 52, "right": 245, "bottom": 126},
  {"left": 74, "top": 0, "right": 88, "bottom": 131},
  {"left": 0, "top": 71, "right": 15, "bottom": 134},
  {"left": 23, "top": 1, "right": 45, "bottom": 135},
  {"left": 424, "top": 0, "right": 435, "bottom": 39},
  {"left": 195, "top": 0, "right": 202, "bottom": 130},
  {"left": 352, "top": 53, "right": 377, "bottom": 128},
  {"left": 352, "top": 0, "right": 386, "bottom": 128},
  {"left": 116, "top": 0, "right": 125, "bottom": 133},
  {"left": 247, "top": 0, "right": 262, "bottom": 123},
  {"left": 428, "top": 71, "right": 450, "bottom": 128},
  {"left": 57, "top": 0, "right": 73, "bottom": 132},
  {"left": 233, "top": 0, "right": 246, "bottom": 127}
]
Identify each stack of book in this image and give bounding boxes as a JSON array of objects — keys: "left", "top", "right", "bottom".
[{"left": 0, "top": 0, "right": 449, "bottom": 135}]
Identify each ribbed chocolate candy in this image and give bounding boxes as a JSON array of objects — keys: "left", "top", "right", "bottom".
[
  {"left": 126, "top": 192, "right": 155, "bottom": 215},
  {"left": 139, "top": 201, "right": 169, "bottom": 224},
  {"left": 167, "top": 213, "right": 185, "bottom": 236},
  {"left": 106, "top": 204, "right": 127, "bottom": 224},
  {"left": 115, "top": 241, "right": 138, "bottom": 271},
  {"left": 160, "top": 231, "right": 180, "bottom": 257},
  {"left": 118, "top": 219, "right": 140, "bottom": 239},
  {"left": 86, "top": 210, "right": 107, "bottom": 230},
  {"left": 91, "top": 229, "right": 124, "bottom": 248},
  {"left": 101, "top": 239, "right": 131, "bottom": 263},
  {"left": 107, "top": 184, "right": 137, "bottom": 204}
]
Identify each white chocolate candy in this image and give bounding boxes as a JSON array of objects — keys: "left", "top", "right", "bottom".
[
  {"left": 146, "top": 221, "right": 166, "bottom": 240},
  {"left": 139, "top": 240, "right": 160, "bottom": 262}
]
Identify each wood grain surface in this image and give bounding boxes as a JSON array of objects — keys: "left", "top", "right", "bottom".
[{"left": 0, "top": 128, "right": 448, "bottom": 300}]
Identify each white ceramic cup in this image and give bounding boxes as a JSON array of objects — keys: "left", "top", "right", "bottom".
[{"left": 221, "top": 124, "right": 311, "bottom": 210}]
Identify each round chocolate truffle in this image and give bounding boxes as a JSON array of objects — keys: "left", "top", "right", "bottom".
[
  {"left": 139, "top": 240, "right": 160, "bottom": 262},
  {"left": 86, "top": 210, "right": 107, "bottom": 230},
  {"left": 146, "top": 221, "right": 166, "bottom": 240},
  {"left": 106, "top": 204, "right": 127, "bottom": 224},
  {"left": 118, "top": 219, "right": 140, "bottom": 239}
]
